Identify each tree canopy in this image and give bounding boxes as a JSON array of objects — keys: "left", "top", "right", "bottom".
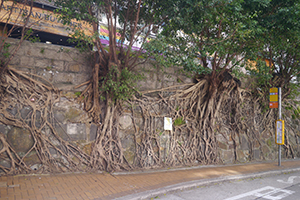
[
  {"left": 244, "top": 0, "right": 300, "bottom": 97},
  {"left": 146, "top": 0, "right": 300, "bottom": 96}
]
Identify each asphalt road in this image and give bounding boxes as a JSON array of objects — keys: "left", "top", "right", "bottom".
[{"left": 156, "top": 171, "right": 300, "bottom": 200}]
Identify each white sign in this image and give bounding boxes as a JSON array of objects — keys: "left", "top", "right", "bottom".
[
  {"left": 164, "top": 117, "right": 172, "bottom": 130},
  {"left": 276, "top": 120, "right": 285, "bottom": 145}
]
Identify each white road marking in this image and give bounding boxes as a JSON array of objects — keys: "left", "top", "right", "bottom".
[
  {"left": 224, "top": 186, "right": 295, "bottom": 200},
  {"left": 277, "top": 176, "right": 299, "bottom": 184}
]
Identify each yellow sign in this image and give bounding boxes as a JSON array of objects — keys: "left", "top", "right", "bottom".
[
  {"left": 270, "top": 87, "right": 278, "bottom": 102},
  {"left": 276, "top": 120, "right": 284, "bottom": 145},
  {"left": 0, "top": 1, "right": 93, "bottom": 37},
  {"left": 269, "top": 87, "right": 278, "bottom": 108}
]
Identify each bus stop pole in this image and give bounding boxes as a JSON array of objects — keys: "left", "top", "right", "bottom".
[{"left": 278, "top": 87, "right": 281, "bottom": 166}]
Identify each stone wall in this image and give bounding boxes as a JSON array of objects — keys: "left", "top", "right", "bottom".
[
  {"left": 1, "top": 38, "right": 299, "bottom": 172},
  {"left": 7, "top": 38, "right": 193, "bottom": 92},
  {"left": 7, "top": 38, "right": 93, "bottom": 92},
  {"left": 0, "top": 38, "right": 196, "bottom": 170}
]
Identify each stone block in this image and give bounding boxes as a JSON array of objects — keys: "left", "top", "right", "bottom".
[
  {"left": 218, "top": 141, "right": 228, "bottom": 150},
  {"left": 42, "top": 49, "right": 61, "bottom": 60},
  {"left": 254, "top": 149, "right": 260, "bottom": 160},
  {"left": 73, "top": 73, "right": 92, "bottom": 85},
  {"left": 51, "top": 60, "right": 65, "bottom": 71},
  {"left": 183, "top": 77, "right": 194, "bottom": 84},
  {"left": 35, "top": 110, "right": 42, "bottom": 128},
  {"left": 64, "top": 107, "right": 85, "bottom": 123},
  {"left": 237, "top": 150, "right": 246, "bottom": 162},
  {"left": 7, "top": 127, "right": 34, "bottom": 154},
  {"left": 163, "top": 80, "right": 175, "bottom": 87},
  {"left": 53, "top": 83, "right": 75, "bottom": 91},
  {"left": 53, "top": 109, "right": 66, "bottom": 122},
  {"left": 143, "top": 62, "right": 156, "bottom": 72},
  {"left": 55, "top": 123, "right": 69, "bottom": 141},
  {"left": 36, "top": 68, "right": 54, "bottom": 83},
  {"left": 52, "top": 72, "right": 75, "bottom": 84},
  {"left": 241, "top": 135, "right": 249, "bottom": 150},
  {"left": 0, "top": 160, "right": 11, "bottom": 168},
  {"left": 216, "top": 133, "right": 228, "bottom": 143},
  {"left": 81, "top": 63, "right": 93, "bottom": 72},
  {"left": 0, "top": 124, "right": 7, "bottom": 135},
  {"left": 121, "top": 134, "right": 134, "bottom": 150},
  {"left": 34, "top": 59, "right": 52, "bottom": 68},
  {"left": 222, "top": 150, "right": 234, "bottom": 163},
  {"left": 6, "top": 106, "right": 17, "bottom": 116},
  {"left": 163, "top": 73, "right": 177, "bottom": 82},
  {"left": 123, "top": 148, "right": 135, "bottom": 165},
  {"left": 90, "top": 124, "right": 97, "bottom": 141},
  {"left": 9, "top": 57, "right": 20, "bottom": 65},
  {"left": 67, "top": 123, "right": 86, "bottom": 141},
  {"left": 14, "top": 44, "right": 26, "bottom": 56},
  {"left": 20, "top": 56, "right": 35, "bottom": 67},
  {"left": 24, "top": 151, "right": 41, "bottom": 166},
  {"left": 82, "top": 143, "right": 93, "bottom": 155},
  {"left": 66, "top": 64, "right": 80, "bottom": 72},
  {"left": 119, "top": 115, "right": 133, "bottom": 130},
  {"left": 21, "top": 107, "right": 32, "bottom": 119},
  {"left": 137, "top": 72, "right": 157, "bottom": 91}
]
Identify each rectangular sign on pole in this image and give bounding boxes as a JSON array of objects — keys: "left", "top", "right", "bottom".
[
  {"left": 276, "top": 119, "right": 284, "bottom": 145},
  {"left": 269, "top": 87, "right": 278, "bottom": 108}
]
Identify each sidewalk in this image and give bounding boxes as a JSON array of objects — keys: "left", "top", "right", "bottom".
[{"left": 1, "top": 160, "right": 300, "bottom": 200}]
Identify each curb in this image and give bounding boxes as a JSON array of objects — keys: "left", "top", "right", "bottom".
[{"left": 114, "top": 167, "right": 300, "bottom": 200}]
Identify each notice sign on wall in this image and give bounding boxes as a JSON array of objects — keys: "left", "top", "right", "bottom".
[
  {"left": 269, "top": 87, "right": 279, "bottom": 108},
  {"left": 164, "top": 117, "right": 172, "bottom": 130},
  {"left": 276, "top": 120, "right": 285, "bottom": 145}
]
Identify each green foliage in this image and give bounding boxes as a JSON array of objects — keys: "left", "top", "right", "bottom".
[
  {"left": 244, "top": 0, "right": 300, "bottom": 99},
  {"left": 292, "top": 106, "right": 300, "bottom": 119},
  {"left": 245, "top": 60, "right": 273, "bottom": 88},
  {"left": 99, "top": 66, "right": 142, "bottom": 103},
  {"left": 174, "top": 117, "right": 185, "bottom": 126},
  {"left": 1, "top": 41, "right": 11, "bottom": 59},
  {"left": 145, "top": 0, "right": 258, "bottom": 76},
  {"left": 74, "top": 92, "right": 81, "bottom": 97},
  {"left": 45, "top": 66, "right": 52, "bottom": 71}
]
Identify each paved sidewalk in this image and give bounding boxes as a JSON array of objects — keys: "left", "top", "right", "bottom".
[{"left": 1, "top": 160, "right": 300, "bottom": 200}]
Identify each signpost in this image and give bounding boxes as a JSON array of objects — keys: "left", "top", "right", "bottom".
[{"left": 270, "top": 87, "right": 283, "bottom": 166}]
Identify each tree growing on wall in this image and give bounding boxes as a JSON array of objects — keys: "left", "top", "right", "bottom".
[
  {"left": 244, "top": 0, "right": 300, "bottom": 98},
  {"left": 145, "top": 0, "right": 300, "bottom": 162},
  {"left": 53, "top": 0, "right": 168, "bottom": 171},
  {"left": 242, "top": 0, "right": 300, "bottom": 157},
  {"left": 145, "top": 0, "right": 258, "bottom": 163}
]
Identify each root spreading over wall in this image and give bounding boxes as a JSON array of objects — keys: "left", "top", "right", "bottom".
[
  {"left": 0, "top": 67, "right": 300, "bottom": 174},
  {"left": 0, "top": 68, "right": 91, "bottom": 174}
]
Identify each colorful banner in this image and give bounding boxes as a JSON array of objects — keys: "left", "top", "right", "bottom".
[{"left": 99, "top": 25, "right": 150, "bottom": 51}]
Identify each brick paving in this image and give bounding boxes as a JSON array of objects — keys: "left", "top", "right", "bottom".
[{"left": 1, "top": 160, "right": 300, "bottom": 200}]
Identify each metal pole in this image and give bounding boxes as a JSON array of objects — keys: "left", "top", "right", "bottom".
[{"left": 278, "top": 87, "right": 281, "bottom": 166}]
